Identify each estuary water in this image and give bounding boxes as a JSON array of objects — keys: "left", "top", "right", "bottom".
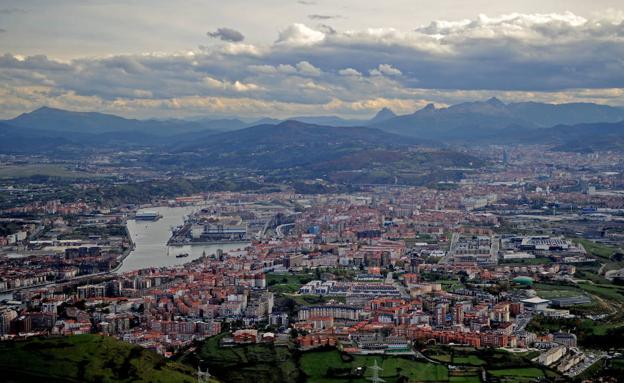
[{"left": 117, "top": 206, "right": 249, "bottom": 273}]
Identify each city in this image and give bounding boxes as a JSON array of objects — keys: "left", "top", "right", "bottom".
[
  {"left": 1, "top": 146, "right": 624, "bottom": 381},
  {"left": 1, "top": 1, "right": 624, "bottom": 382}
]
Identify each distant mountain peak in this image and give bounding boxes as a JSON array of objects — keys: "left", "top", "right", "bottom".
[
  {"left": 27, "top": 106, "right": 61, "bottom": 115},
  {"left": 486, "top": 97, "right": 505, "bottom": 107},
  {"left": 379, "top": 107, "right": 394, "bottom": 113},
  {"left": 422, "top": 103, "right": 436, "bottom": 111},
  {"left": 370, "top": 107, "right": 397, "bottom": 123},
  {"left": 277, "top": 119, "right": 313, "bottom": 128}
]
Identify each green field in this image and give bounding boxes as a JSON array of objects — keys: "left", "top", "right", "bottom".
[
  {"left": 300, "top": 351, "right": 449, "bottom": 383},
  {"left": 291, "top": 294, "right": 346, "bottom": 306},
  {"left": 0, "top": 164, "right": 95, "bottom": 179},
  {"left": 0, "top": 335, "right": 196, "bottom": 383},
  {"left": 452, "top": 355, "right": 486, "bottom": 366},
  {"left": 449, "top": 376, "right": 481, "bottom": 383},
  {"left": 267, "top": 272, "right": 315, "bottom": 293},
  {"left": 532, "top": 280, "right": 624, "bottom": 317},
  {"left": 183, "top": 335, "right": 565, "bottom": 383},
  {"left": 500, "top": 257, "right": 552, "bottom": 265},
  {"left": 439, "top": 279, "right": 463, "bottom": 291},
  {"left": 182, "top": 333, "right": 300, "bottom": 383},
  {"left": 186, "top": 335, "right": 448, "bottom": 383},
  {"left": 533, "top": 282, "right": 588, "bottom": 299},
  {"left": 430, "top": 353, "right": 452, "bottom": 363},
  {"left": 488, "top": 367, "right": 545, "bottom": 382},
  {"left": 578, "top": 282, "right": 624, "bottom": 303},
  {"left": 423, "top": 346, "right": 549, "bottom": 382},
  {"left": 576, "top": 239, "right": 619, "bottom": 260}
]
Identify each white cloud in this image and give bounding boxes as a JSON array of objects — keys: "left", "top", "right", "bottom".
[
  {"left": 203, "top": 76, "right": 225, "bottom": 88},
  {"left": 219, "top": 43, "right": 262, "bottom": 56},
  {"left": 369, "top": 64, "right": 402, "bottom": 77},
  {"left": 276, "top": 23, "right": 325, "bottom": 46},
  {"left": 295, "top": 61, "right": 321, "bottom": 76},
  {"left": 276, "top": 64, "right": 297, "bottom": 74},
  {"left": 232, "top": 81, "right": 259, "bottom": 92},
  {"left": 338, "top": 68, "right": 362, "bottom": 76},
  {"left": 248, "top": 64, "right": 278, "bottom": 74},
  {"left": 203, "top": 76, "right": 259, "bottom": 92}
]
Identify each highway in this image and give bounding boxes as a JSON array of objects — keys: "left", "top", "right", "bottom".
[{"left": 276, "top": 223, "right": 295, "bottom": 238}]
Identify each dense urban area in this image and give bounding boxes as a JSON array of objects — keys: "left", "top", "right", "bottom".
[{"left": 1, "top": 124, "right": 624, "bottom": 382}]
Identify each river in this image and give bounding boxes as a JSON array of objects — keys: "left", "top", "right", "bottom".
[{"left": 117, "top": 206, "right": 249, "bottom": 273}]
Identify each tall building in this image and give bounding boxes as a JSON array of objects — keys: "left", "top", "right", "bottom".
[
  {"left": 435, "top": 304, "right": 447, "bottom": 327},
  {"left": 453, "top": 304, "right": 464, "bottom": 325},
  {"left": 0, "top": 309, "right": 18, "bottom": 335}
]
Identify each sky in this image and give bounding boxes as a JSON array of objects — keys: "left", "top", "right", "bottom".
[{"left": 1, "top": 0, "right": 623, "bottom": 119}]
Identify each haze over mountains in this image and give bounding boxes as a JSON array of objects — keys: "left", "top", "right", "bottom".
[
  {"left": 1, "top": 98, "right": 623, "bottom": 154},
  {"left": 371, "top": 97, "right": 624, "bottom": 140},
  {"left": 170, "top": 120, "right": 420, "bottom": 170}
]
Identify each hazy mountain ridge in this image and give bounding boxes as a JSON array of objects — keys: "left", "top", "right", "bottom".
[
  {"left": 0, "top": 121, "right": 74, "bottom": 153},
  {"left": 153, "top": 120, "right": 481, "bottom": 186},
  {"left": 536, "top": 120, "right": 624, "bottom": 152},
  {"left": 1, "top": 100, "right": 624, "bottom": 155},
  {"left": 169, "top": 120, "right": 420, "bottom": 169},
  {"left": 5, "top": 106, "right": 231, "bottom": 136},
  {"left": 371, "top": 98, "right": 624, "bottom": 139}
]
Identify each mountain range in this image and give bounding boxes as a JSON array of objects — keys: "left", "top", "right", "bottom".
[
  {"left": 169, "top": 120, "right": 418, "bottom": 169},
  {"left": 1, "top": 99, "right": 623, "bottom": 154},
  {"left": 370, "top": 97, "right": 624, "bottom": 140}
]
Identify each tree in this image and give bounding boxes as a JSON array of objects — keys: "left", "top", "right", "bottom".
[{"left": 290, "top": 328, "right": 299, "bottom": 339}]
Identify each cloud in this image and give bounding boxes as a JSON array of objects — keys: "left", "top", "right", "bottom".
[
  {"left": 2, "top": 12, "right": 624, "bottom": 119},
  {"left": 0, "top": 8, "right": 26, "bottom": 15},
  {"left": 308, "top": 14, "right": 342, "bottom": 20},
  {"left": 248, "top": 63, "right": 300, "bottom": 75},
  {"left": 207, "top": 27, "right": 245, "bottom": 42},
  {"left": 276, "top": 23, "right": 325, "bottom": 45},
  {"left": 249, "top": 61, "right": 320, "bottom": 77},
  {"left": 0, "top": 28, "right": 5, "bottom": 33},
  {"left": 295, "top": 61, "right": 321, "bottom": 76},
  {"left": 369, "top": 64, "right": 402, "bottom": 77},
  {"left": 218, "top": 43, "right": 261, "bottom": 56},
  {"left": 202, "top": 76, "right": 260, "bottom": 92},
  {"left": 297, "top": 1, "right": 316, "bottom": 5},
  {"left": 316, "top": 24, "right": 337, "bottom": 35},
  {"left": 338, "top": 68, "right": 362, "bottom": 77}
]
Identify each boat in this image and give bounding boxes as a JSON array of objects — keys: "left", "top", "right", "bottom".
[
  {"left": 135, "top": 211, "right": 162, "bottom": 221},
  {"left": 175, "top": 253, "right": 189, "bottom": 258}
]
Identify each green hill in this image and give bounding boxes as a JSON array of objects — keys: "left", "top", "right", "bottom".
[{"left": 0, "top": 334, "right": 197, "bottom": 383}]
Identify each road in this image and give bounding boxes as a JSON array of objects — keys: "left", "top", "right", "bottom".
[
  {"left": 567, "top": 353, "right": 605, "bottom": 377},
  {"left": 386, "top": 271, "right": 410, "bottom": 299},
  {"left": 276, "top": 223, "right": 295, "bottom": 238},
  {"left": 513, "top": 313, "right": 534, "bottom": 334}
]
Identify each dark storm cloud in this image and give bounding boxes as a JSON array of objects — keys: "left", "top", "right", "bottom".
[{"left": 207, "top": 27, "right": 245, "bottom": 42}]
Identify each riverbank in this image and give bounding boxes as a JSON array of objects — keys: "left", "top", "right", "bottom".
[
  {"left": 168, "top": 240, "right": 249, "bottom": 247},
  {"left": 118, "top": 206, "right": 248, "bottom": 273},
  {"left": 110, "top": 224, "right": 135, "bottom": 273}
]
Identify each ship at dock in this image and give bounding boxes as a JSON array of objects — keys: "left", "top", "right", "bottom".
[
  {"left": 168, "top": 215, "right": 249, "bottom": 246},
  {"left": 134, "top": 210, "right": 162, "bottom": 221}
]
